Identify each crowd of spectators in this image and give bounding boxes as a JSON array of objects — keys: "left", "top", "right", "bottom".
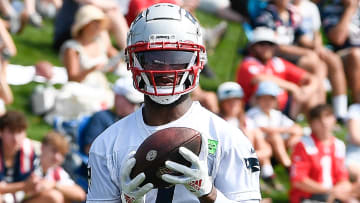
[{"left": 0, "top": 0, "right": 360, "bottom": 202}]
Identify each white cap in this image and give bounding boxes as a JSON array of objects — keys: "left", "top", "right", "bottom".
[
  {"left": 249, "top": 26, "right": 277, "bottom": 46},
  {"left": 255, "top": 81, "right": 281, "bottom": 97},
  {"left": 112, "top": 77, "right": 144, "bottom": 104},
  {"left": 217, "top": 82, "right": 244, "bottom": 101}
]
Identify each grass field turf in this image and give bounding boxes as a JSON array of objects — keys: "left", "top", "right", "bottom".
[{"left": 7, "top": 11, "right": 348, "bottom": 201}]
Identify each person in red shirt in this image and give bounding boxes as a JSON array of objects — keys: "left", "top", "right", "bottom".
[
  {"left": 236, "top": 26, "right": 323, "bottom": 118},
  {"left": 289, "top": 104, "right": 355, "bottom": 203}
]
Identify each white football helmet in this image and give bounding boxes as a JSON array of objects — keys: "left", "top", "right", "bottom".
[{"left": 125, "top": 3, "right": 207, "bottom": 105}]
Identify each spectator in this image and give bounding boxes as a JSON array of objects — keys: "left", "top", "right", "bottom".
[
  {"left": 54, "top": 0, "right": 128, "bottom": 50},
  {"left": 217, "top": 81, "right": 275, "bottom": 188},
  {"left": 191, "top": 86, "right": 219, "bottom": 114},
  {"left": 253, "top": 0, "right": 344, "bottom": 110},
  {"left": 81, "top": 77, "right": 144, "bottom": 155},
  {"left": 289, "top": 104, "right": 355, "bottom": 203},
  {"left": 315, "top": 0, "right": 360, "bottom": 104},
  {"left": 293, "top": 0, "right": 348, "bottom": 121},
  {"left": 0, "top": 0, "right": 43, "bottom": 33},
  {"left": 0, "top": 19, "right": 16, "bottom": 116},
  {"left": 33, "top": 131, "right": 86, "bottom": 202},
  {"left": 345, "top": 104, "right": 360, "bottom": 183},
  {"left": 0, "top": 111, "right": 51, "bottom": 202},
  {"left": 247, "top": 81, "right": 303, "bottom": 168},
  {"left": 48, "top": 5, "right": 118, "bottom": 120},
  {"left": 236, "top": 27, "right": 322, "bottom": 118}
]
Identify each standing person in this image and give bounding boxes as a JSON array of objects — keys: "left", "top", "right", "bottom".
[
  {"left": 87, "top": 3, "right": 261, "bottom": 202},
  {"left": 289, "top": 104, "right": 356, "bottom": 203}
]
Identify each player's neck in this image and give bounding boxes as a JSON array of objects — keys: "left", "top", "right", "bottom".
[{"left": 142, "top": 95, "right": 192, "bottom": 126}]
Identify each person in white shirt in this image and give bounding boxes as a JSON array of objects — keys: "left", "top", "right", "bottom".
[
  {"left": 247, "top": 81, "right": 303, "bottom": 168},
  {"left": 87, "top": 3, "right": 261, "bottom": 203}
]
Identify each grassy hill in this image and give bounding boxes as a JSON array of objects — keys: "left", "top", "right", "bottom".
[{"left": 9, "top": 11, "right": 349, "bottom": 202}]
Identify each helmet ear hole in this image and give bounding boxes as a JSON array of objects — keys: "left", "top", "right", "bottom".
[{"left": 139, "top": 80, "right": 146, "bottom": 89}]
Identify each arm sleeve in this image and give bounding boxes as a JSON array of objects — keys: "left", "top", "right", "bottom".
[
  {"left": 86, "top": 152, "right": 121, "bottom": 202},
  {"left": 214, "top": 130, "right": 261, "bottom": 201},
  {"left": 290, "top": 142, "right": 311, "bottom": 183}
]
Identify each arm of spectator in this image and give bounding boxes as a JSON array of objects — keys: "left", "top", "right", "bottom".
[
  {"left": 0, "top": 62, "right": 13, "bottom": 105},
  {"left": 252, "top": 74, "right": 303, "bottom": 101},
  {"left": 0, "top": 174, "right": 39, "bottom": 195},
  {"left": 297, "top": 73, "right": 318, "bottom": 101},
  {"left": 63, "top": 48, "right": 102, "bottom": 82},
  {"left": 347, "top": 118, "right": 360, "bottom": 146},
  {"left": 327, "top": 0, "right": 358, "bottom": 46},
  {"left": 55, "top": 183, "right": 86, "bottom": 202},
  {"left": 0, "top": 19, "right": 16, "bottom": 57},
  {"left": 293, "top": 177, "right": 331, "bottom": 194}
]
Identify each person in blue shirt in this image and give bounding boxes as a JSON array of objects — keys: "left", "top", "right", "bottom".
[{"left": 81, "top": 77, "right": 144, "bottom": 155}]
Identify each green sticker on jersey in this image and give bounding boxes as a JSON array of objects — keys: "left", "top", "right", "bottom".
[{"left": 208, "top": 139, "right": 218, "bottom": 155}]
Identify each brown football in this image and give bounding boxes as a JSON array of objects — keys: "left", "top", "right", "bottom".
[{"left": 130, "top": 127, "right": 202, "bottom": 188}]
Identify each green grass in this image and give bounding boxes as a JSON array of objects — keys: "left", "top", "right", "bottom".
[{"left": 9, "top": 11, "right": 349, "bottom": 202}]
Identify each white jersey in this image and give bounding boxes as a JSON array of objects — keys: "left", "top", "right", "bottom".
[
  {"left": 246, "top": 107, "right": 294, "bottom": 138},
  {"left": 87, "top": 102, "right": 261, "bottom": 202}
]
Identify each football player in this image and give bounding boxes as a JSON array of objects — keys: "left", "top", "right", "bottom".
[{"left": 86, "top": 3, "right": 261, "bottom": 203}]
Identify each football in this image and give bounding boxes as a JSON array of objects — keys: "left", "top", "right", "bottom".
[{"left": 130, "top": 127, "right": 202, "bottom": 188}]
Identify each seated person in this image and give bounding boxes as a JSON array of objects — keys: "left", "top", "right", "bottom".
[
  {"left": 81, "top": 77, "right": 144, "bottom": 154},
  {"left": 33, "top": 131, "right": 86, "bottom": 202},
  {"left": 345, "top": 104, "right": 360, "bottom": 183},
  {"left": 289, "top": 104, "right": 356, "bottom": 203},
  {"left": 315, "top": 0, "right": 360, "bottom": 104},
  {"left": 217, "top": 81, "right": 275, "bottom": 188},
  {"left": 247, "top": 81, "right": 303, "bottom": 168},
  {"left": 236, "top": 27, "right": 322, "bottom": 118},
  {"left": 47, "top": 5, "right": 120, "bottom": 121},
  {"left": 293, "top": 0, "right": 348, "bottom": 121},
  {"left": 0, "top": 111, "right": 47, "bottom": 202}
]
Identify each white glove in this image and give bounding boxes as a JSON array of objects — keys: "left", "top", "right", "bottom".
[
  {"left": 161, "top": 147, "right": 213, "bottom": 197},
  {"left": 120, "top": 151, "right": 154, "bottom": 203}
]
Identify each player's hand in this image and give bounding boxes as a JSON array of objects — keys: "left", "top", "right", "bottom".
[
  {"left": 120, "top": 151, "right": 154, "bottom": 203},
  {"left": 161, "top": 147, "right": 213, "bottom": 197}
]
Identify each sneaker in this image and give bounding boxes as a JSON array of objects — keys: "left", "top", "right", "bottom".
[
  {"left": 203, "top": 21, "right": 228, "bottom": 51},
  {"left": 9, "top": 15, "right": 22, "bottom": 34},
  {"left": 29, "top": 13, "right": 43, "bottom": 27}
]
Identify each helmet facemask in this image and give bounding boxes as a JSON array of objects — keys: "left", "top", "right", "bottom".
[
  {"left": 127, "top": 41, "right": 206, "bottom": 104},
  {"left": 125, "top": 3, "right": 207, "bottom": 105}
]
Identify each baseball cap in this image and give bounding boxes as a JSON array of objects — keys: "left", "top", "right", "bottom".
[
  {"left": 112, "top": 77, "right": 144, "bottom": 104},
  {"left": 255, "top": 81, "right": 281, "bottom": 97},
  {"left": 248, "top": 27, "right": 277, "bottom": 47},
  {"left": 217, "top": 82, "right": 244, "bottom": 101}
]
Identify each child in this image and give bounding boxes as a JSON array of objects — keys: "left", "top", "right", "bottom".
[
  {"left": 247, "top": 81, "right": 303, "bottom": 168},
  {"left": 0, "top": 111, "right": 38, "bottom": 203},
  {"left": 33, "top": 131, "right": 86, "bottom": 203},
  {"left": 217, "top": 82, "right": 276, "bottom": 188},
  {"left": 289, "top": 104, "right": 357, "bottom": 203}
]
